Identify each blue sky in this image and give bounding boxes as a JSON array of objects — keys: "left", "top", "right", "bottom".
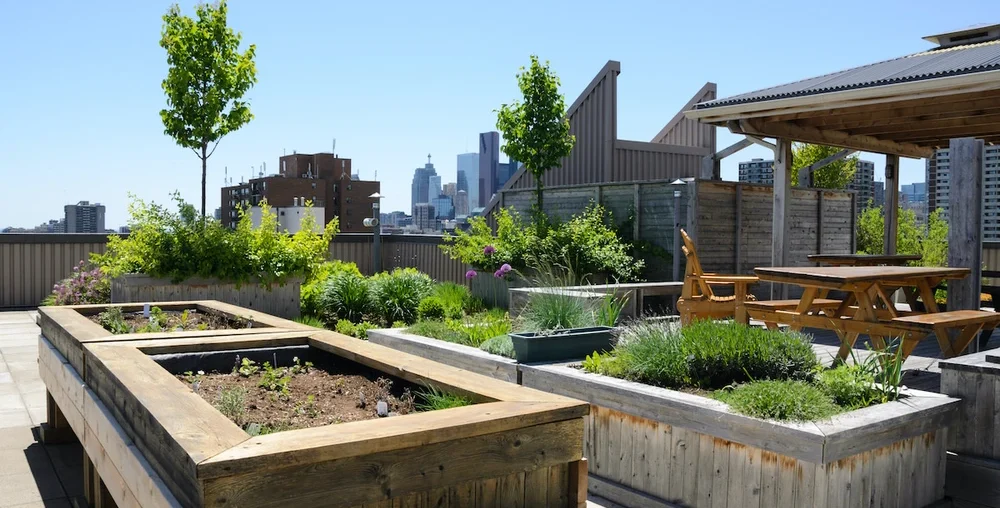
[{"left": 0, "top": 0, "right": 994, "bottom": 228}]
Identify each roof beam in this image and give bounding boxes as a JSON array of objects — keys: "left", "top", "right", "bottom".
[
  {"left": 839, "top": 111, "right": 1000, "bottom": 136},
  {"left": 768, "top": 90, "right": 1000, "bottom": 123},
  {"left": 731, "top": 119, "right": 932, "bottom": 159},
  {"left": 746, "top": 135, "right": 776, "bottom": 151},
  {"left": 800, "top": 149, "right": 856, "bottom": 176},
  {"left": 880, "top": 124, "right": 1000, "bottom": 143},
  {"left": 713, "top": 138, "right": 754, "bottom": 161}
]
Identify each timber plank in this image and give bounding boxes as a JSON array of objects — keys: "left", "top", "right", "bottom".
[
  {"left": 546, "top": 463, "right": 569, "bottom": 507},
  {"left": 499, "top": 472, "right": 525, "bottom": 508},
  {"left": 523, "top": 468, "right": 548, "bottom": 507},
  {"left": 201, "top": 419, "right": 582, "bottom": 508},
  {"left": 759, "top": 451, "right": 778, "bottom": 508},
  {"left": 477, "top": 478, "right": 498, "bottom": 508},
  {"left": 711, "top": 438, "right": 730, "bottom": 508}
]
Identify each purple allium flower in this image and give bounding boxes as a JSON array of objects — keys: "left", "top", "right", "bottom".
[
  {"left": 483, "top": 245, "right": 496, "bottom": 256},
  {"left": 500, "top": 263, "right": 512, "bottom": 274},
  {"left": 494, "top": 269, "right": 503, "bottom": 278},
  {"left": 465, "top": 269, "right": 477, "bottom": 279}
]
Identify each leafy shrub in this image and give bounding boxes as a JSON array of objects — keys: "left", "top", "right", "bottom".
[
  {"left": 258, "top": 362, "right": 291, "bottom": 395},
  {"left": 301, "top": 260, "right": 361, "bottom": 317},
  {"left": 406, "top": 320, "right": 464, "bottom": 343},
  {"left": 98, "top": 307, "right": 130, "bottom": 334},
  {"left": 354, "top": 321, "right": 375, "bottom": 340},
  {"left": 43, "top": 261, "right": 111, "bottom": 306},
  {"left": 432, "top": 282, "right": 470, "bottom": 316},
  {"left": 479, "top": 335, "right": 515, "bottom": 358},
  {"left": 441, "top": 205, "right": 643, "bottom": 283},
  {"left": 817, "top": 365, "right": 879, "bottom": 410},
  {"left": 461, "top": 312, "right": 513, "bottom": 347},
  {"left": 335, "top": 319, "right": 357, "bottom": 337},
  {"left": 237, "top": 358, "right": 259, "bottom": 377},
  {"left": 417, "top": 297, "right": 447, "bottom": 321},
  {"left": 368, "top": 268, "right": 433, "bottom": 325},
  {"left": 93, "top": 193, "right": 337, "bottom": 286},
  {"left": 318, "top": 272, "right": 370, "bottom": 324},
  {"left": 583, "top": 320, "right": 818, "bottom": 390},
  {"left": 391, "top": 321, "right": 407, "bottom": 328},
  {"left": 715, "top": 380, "right": 840, "bottom": 422},
  {"left": 520, "top": 290, "right": 594, "bottom": 331}
]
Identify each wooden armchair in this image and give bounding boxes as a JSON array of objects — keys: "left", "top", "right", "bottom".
[{"left": 676, "top": 229, "right": 759, "bottom": 325}]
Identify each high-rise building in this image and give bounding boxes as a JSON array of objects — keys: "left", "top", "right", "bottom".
[
  {"left": 846, "top": 160, "right": 877, "bottom": 208},
  {"left": 431, "top": 196, "right": 454, "bottom": 220},
  {"left": 455, "top": 190, "right": 470, "bottom": 217},
  {"left": 429, "top": 175, "right": 442, "bottom": 200},
  {"left": 413, "top": 203, "right": 436, "bottom": 230},
  {"left": 410, "top": 154, "right": 438, "bottom": 216},
  {"left": 873, "top": 181, "right": 886, "bottom": 208},
  {"left": 478, "top": 132, "right": 500, "bottom": 206},
  {"left": 498, "top": 161, "right": 519, "bottom": 191},
  {"left": 738, "top": 158, "right": 775, "bottom": 184},
  {"left": 65, "top": 201, "right": 106, "bottom": 233},
  {"left": 221, "top": 153, "right": 380, "bottom": 233},
  {"left": 926, "top": 145, "right": 1000, "bottom": 239},
  {"left": 443, "top": 183, "right": 457, "bottom": 199},
  {"left": 457, "top": 153, "right": 478, "bottom": 209},
  {"left": 901, "top": 183, "right": 928, "bottom": 204}
]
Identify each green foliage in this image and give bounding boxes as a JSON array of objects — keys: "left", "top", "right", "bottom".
[
  {"left": 318, "top": 271, "right": 370, "bottom": 324},
  {"left": 716, "top": 380, "right": 840, "bottom": 422},
  {"left": 301, "top": 260, "right": 361, "bottom": 317},
  {"left": 150, "top": 306, "right": 168, "bottom": 328},
  {"left": 817, "top": 364, "right": 881, "bottom": 411},
  {"left": 856, "top": 206, "right": 948, "bottom": 267},
  {"left": 354, "top": 321, "right": 375, "bottom": 340},
  {"left": 215, "top": 387, "right": 247, "bottom": 426},
  {"left": 98, "top": 307, "right": 130, "bottom": 335},
  {"left": 583, "top": 320, "right": 818, "bottom": 390},
  {"left": 479, "top": 335, "right": 515, "bottom": 358},
  {"left": 593, "top": 293, "right": 629, "bottom": 327},
  {"left": 433, "top": 282, "right": 472, "bottom": 317},
  {"left": 335, "top": 319, "right": 357, "bottom": 337},
  {"left": 391, "top": 321, "right": 407, "bottom": 328},
  {"left": 496, "top": 55, "right": 575, "bottom": 227},
  {"left": 94, "top": 194, "right": 337, "bottom": 286},
  {"left": 460, "top": 312, "right": 513, "bottom": 347},
  {"left": 43, "top": 261, "right": 111, "bottom": 306},
  {"left": 406, "top": 320, "right": 465, "bottom": 343},
  {"left": 368, "top": 268, "right": 434, "bottom": 325},
  {"left": 258, "top": 362, "right": 290, "bottom": 395},
  {"left": 293, "top": 315, "right": 325, "bottom": 328},
  {"left": 520, "top": 290, "right": 593, "bottom": 331},
  {"left": 417, "top": 297, "right": 447, "bottom": 321},
  {"left": 442, "top": 205, "right": 643, "bottom": 283},
  {"left": 237, "top": 358, "right": 259, "bottom": 377},
  {"left": 416, "top": 386, "right": 475, "bottom": 411},
  {"left": 790, "top": 144, "right": 858, "bottom": 189},
  {"left": 160, "top": 0, "right": 257, "bottom": 217},
  {"left": 847, "top": 338, "right": 905, "bottom": 403}
]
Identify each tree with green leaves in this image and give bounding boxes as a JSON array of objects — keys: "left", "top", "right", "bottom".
[
  {"left": 496, "top": 55, "right": 575, "bottom": 232},
  {"left": 791, "top": 144, "right": 858, "bottom": 189},
  {"left": 856, "top": 205, "right": 948, "bottom": 266},
  {"left": 159, "top": 1, "right": 257, "bottom": 218}
]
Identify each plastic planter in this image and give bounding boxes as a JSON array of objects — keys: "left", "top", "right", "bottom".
[{"left": 509, "top": 326, "right": 615, "bottom": 363}]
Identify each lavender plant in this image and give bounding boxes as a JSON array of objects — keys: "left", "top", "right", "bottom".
[{"left": 41, "top": 261, "right": 111, "bottom": 306}]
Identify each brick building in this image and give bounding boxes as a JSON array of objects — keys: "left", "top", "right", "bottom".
[{"left": 221, "top": 153, "right": 380, "bottom": 233}]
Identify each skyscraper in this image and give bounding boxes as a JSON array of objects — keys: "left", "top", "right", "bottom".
[
  {"left": 429, "top": 175, "right": 442, "bottom": 200},
  {"left": 457, "top": 152, "right": 478, "bottom": 209},
  {"left": 478, "top": 132, "right": 500, "bottom": 206},
  {"left": 410, "top": 154, "right": 437, "bottom": 216},
  {"left": 443, "top": 183, "right": 457, "bottom": 199},
  {"left": 847, "top": 160, "right": 876, "bottom": 208},
  {"left": 926, "top": 145, "right": 1000, "bottom": 239},
  {"left": 64, "top": 201, "right": 106, "bottom": 233},
  {"left": 455, "top": 190, "right": 470, "bottom": 216}
]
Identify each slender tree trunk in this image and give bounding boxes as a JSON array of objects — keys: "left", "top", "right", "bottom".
[
  {"left": 535, "top": 170, "right": 545, "bottom": 235},
  {"left": 201, "top": 144, "right": 208, "bottom": 219}
]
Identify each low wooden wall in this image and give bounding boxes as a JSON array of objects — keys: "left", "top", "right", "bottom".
[
  {"left": 111, "top": 275, "right": 302, "bottom": 319},
  {"left": 367, "top": 328, "right": 519, "bottom": 383},
  {"left": 521, "top": 364, "right": 956, "bottom": 508},
  {"left": 939, "top": 352, "right": 1000, "bottom": 507}
]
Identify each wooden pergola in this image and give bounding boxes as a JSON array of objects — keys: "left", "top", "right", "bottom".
[{"left": 685, "top": 24, "right": 1000, "bottom": 308}]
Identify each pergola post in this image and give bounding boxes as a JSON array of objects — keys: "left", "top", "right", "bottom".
[
  {"left": 883, "top": 154, "right": 900, "bottom": 255},
  {"left": 947, "top": 138, "right": 984, "bottom": 316},
  {"left": 772, "top": 138, "right": 793, "bottom": 299}
]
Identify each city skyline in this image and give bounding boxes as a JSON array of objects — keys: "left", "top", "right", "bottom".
[{"left": 2, "top": 1, "right": 989, "bottom": 227}]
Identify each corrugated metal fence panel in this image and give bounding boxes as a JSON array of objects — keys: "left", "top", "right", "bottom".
[
  {"left": 0, "top": 234, "right": 110, "bottom": 309},
  {"left": 611, "top": 147, "right": 702, "bottom": 182},
  {"left": 382, "top": 236, "right": 467, "bottom": 284},
  {"left": 329, "top": 237, "right": 374, "bottom": 275}
]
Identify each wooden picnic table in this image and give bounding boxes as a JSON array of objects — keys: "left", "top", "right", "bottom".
[
  {"left": 750, "top": 266, "right": 975, "bottom": 360},
  {"left": 807, "top": 254, "right": 922, "bottom": 266}
]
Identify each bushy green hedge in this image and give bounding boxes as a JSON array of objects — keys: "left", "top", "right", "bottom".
[
  {"left": 94, "top": 194, "right": 336, "bottom": 286},
  {"left": 318, "top": 271, "right": 370, "bottom": 324},
  {"left": 585, "top": 320, "right": 818, "bottom": 390},
  {"left": 441, "top": 205, "right": 643, "bottom": 282},
  {"left": 301, "top": 261, "right": 361, "bottom": 317},
  {"left": 368, "top": 268, "right": 434, "bottom": 325}
]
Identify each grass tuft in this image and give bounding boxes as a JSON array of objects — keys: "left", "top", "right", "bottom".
[
  {"left": 416, "top": 386, "right": 474, "bottom": 411},
  {"left": 715, "top": 380, "right": 840, "bottom": 422}
]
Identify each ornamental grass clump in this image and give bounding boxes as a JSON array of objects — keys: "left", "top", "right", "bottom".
[
  {"left": 318, "top": 271, "right": 370, "bottom": 324},
  {"left": 715, "top": 380, "right": 840, "bottom": 422},
  {"left": 368, "top": 268, "right": 434, "bottom": 325}
]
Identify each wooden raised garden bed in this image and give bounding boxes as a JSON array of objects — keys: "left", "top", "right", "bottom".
[
  {"left": 367, "top": 327, "right": 519, "bottom": 383},
  {"left": 520, "top": 363, "right": 958, "bottom": 508},
  {"left": 39, "top": 302, "right": 590, "bottom": 507}
]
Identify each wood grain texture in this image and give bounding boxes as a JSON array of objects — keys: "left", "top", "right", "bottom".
[
  {"left": 203, "top": 420, "right": 583, "bottom": 508},
  {"left": 754, "top": 265, "right": 970, "bottom": 286},
  {"left": 366, "top": 328, "right": 519, "bottom": 383}
]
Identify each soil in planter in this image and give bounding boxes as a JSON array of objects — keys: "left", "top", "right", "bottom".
[
  {"left": 91, "top": 307, "right": 250, "bottom": 334},
  {"left": 170, "top": 348, "right": 473, "bottom": 433}
]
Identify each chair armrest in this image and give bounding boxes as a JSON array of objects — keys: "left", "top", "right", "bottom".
[{"left": 696, "top": 274, "right": 760, "bottom": 284}]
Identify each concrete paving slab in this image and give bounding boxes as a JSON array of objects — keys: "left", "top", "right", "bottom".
[
  {"left": 0, "top": 446, "right": 54, "bottom": 478},
  {"left": 0, "top": 392, "right": 27, "bottom": 411},
  {"left": 0, "top": 469, "right": 65, "bottom": 504},
  {"left": 0, "top": 408, "right": 32, "bottom": 429},
  {"left": 27, "top": 407, "right": 46, "bottom": 427},
  {"left": 0, "top": 426, "right": 36, "bottom": 451},
  {"left": 0, "top": 372, "right": 13, "bottom": 385}
]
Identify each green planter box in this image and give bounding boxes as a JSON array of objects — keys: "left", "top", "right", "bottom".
[{"left": 509, "top": 326, "right": 614, "bottom": 363}]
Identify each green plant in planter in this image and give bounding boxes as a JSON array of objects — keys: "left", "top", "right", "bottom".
[
  {"left": 354, "top": 321, "right": 375, "bottom": 340},
  {"left": 368, "top": 268, "right": 433, "bottom": 325},
  {"left": 715, "top": 380, "right": 840, "bottom": 422},
  {"left": 301, "top": 260, "right": 362, "bottom": 317},
  {"left": 318, "top": 271, "right": 370, "bottom": 324},
  {"left": 520, "top": 290, "right": 594, "bottom": 331},
  {"left": 406, "top": 320, "right": 464, "bottom": 343},
  {"left": 98, "top": 307, "right": 131, "bottom": 334},
  {"left": 416, "top": 386, "right": 474, "bottom": 411},
  {"left": 335, "top": 319, "right": 357, "bottom": 337},
  {"left": 479, "top": 335, "right": 515, "bottom": 358},
  {"left": 417, "top": 297, "right": 447, "bottom": 321},
  {"left": 593, "top": 292, "right": 629, "bottom": 327}
]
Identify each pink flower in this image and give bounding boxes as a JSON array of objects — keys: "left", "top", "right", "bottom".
[
  {"left": 500, "top": 263, "right": 512, "bottom": 274},
  {"left": 465, "top": 269, "right": 477, "bottom": 279}
]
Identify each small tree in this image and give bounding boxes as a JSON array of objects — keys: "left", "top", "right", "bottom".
[
  {"left": 496, "top": 55, "right": 575, "bottom": 232},
  {"left": 159, "top": 1, "right": 257, "bottom": 218},
  {"left": 856, "top": 205, "right": 948, "bottom": 266},
  {"left": 791, "top": 144, "right": 858, "bottom": 189}
]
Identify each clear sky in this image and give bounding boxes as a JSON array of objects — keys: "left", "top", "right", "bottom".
[{"left": 0, "top": 0, "right": 995, "bottom": 228}]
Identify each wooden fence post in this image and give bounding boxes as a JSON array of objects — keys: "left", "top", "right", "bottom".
[
  {"left": 947, "top": 138, "right": 984, "bottom": 321},
  {"left": 735, "top": 183, "right": 743, "bottom": 273}
]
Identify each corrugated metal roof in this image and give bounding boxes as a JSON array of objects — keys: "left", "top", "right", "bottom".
[{"left": 696, "top": 39, "right": 1000, "bottom": 109}]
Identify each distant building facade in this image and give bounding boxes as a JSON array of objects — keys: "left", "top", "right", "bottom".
[
  {"left": 413, "top": 203, "right": 436, "bottom": 230},
  {"left": 429, "top": 175, "right": 442, "bottom": 201},
  {"left": 443, "top": 183, "right": 456, "bottom": 199},
  {"left": 478, "top": 132, "right": 500, "bottom": 206},
  {"left": 738, "top": 158, "right": 775, "bottom": 184},
  {"left": 65, "top": 201, "right": 106, "bottom": 233},
  {"left": 431, "top": 196, "right": 454, "bottom": 220},
  {"left": 457, "top": 153, "right": 478, "bottom": 209},
  {"left": 927, "top": 145, "right": 1000, "bottom": 239},
  {"left": 847, "top": 160, "right": 876, "bottom": 208},
  {"left": 221, "top": 153, "right": 379, "bottom": 233},
  {"left": 410, "top": 155, "right": 437, "bottom": 217},
  {"left": 454, "top": 190, "right": 470, "bottom": 217},
  {"left": 873, "top": 181, "right": 886, "bottom": 209}
]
